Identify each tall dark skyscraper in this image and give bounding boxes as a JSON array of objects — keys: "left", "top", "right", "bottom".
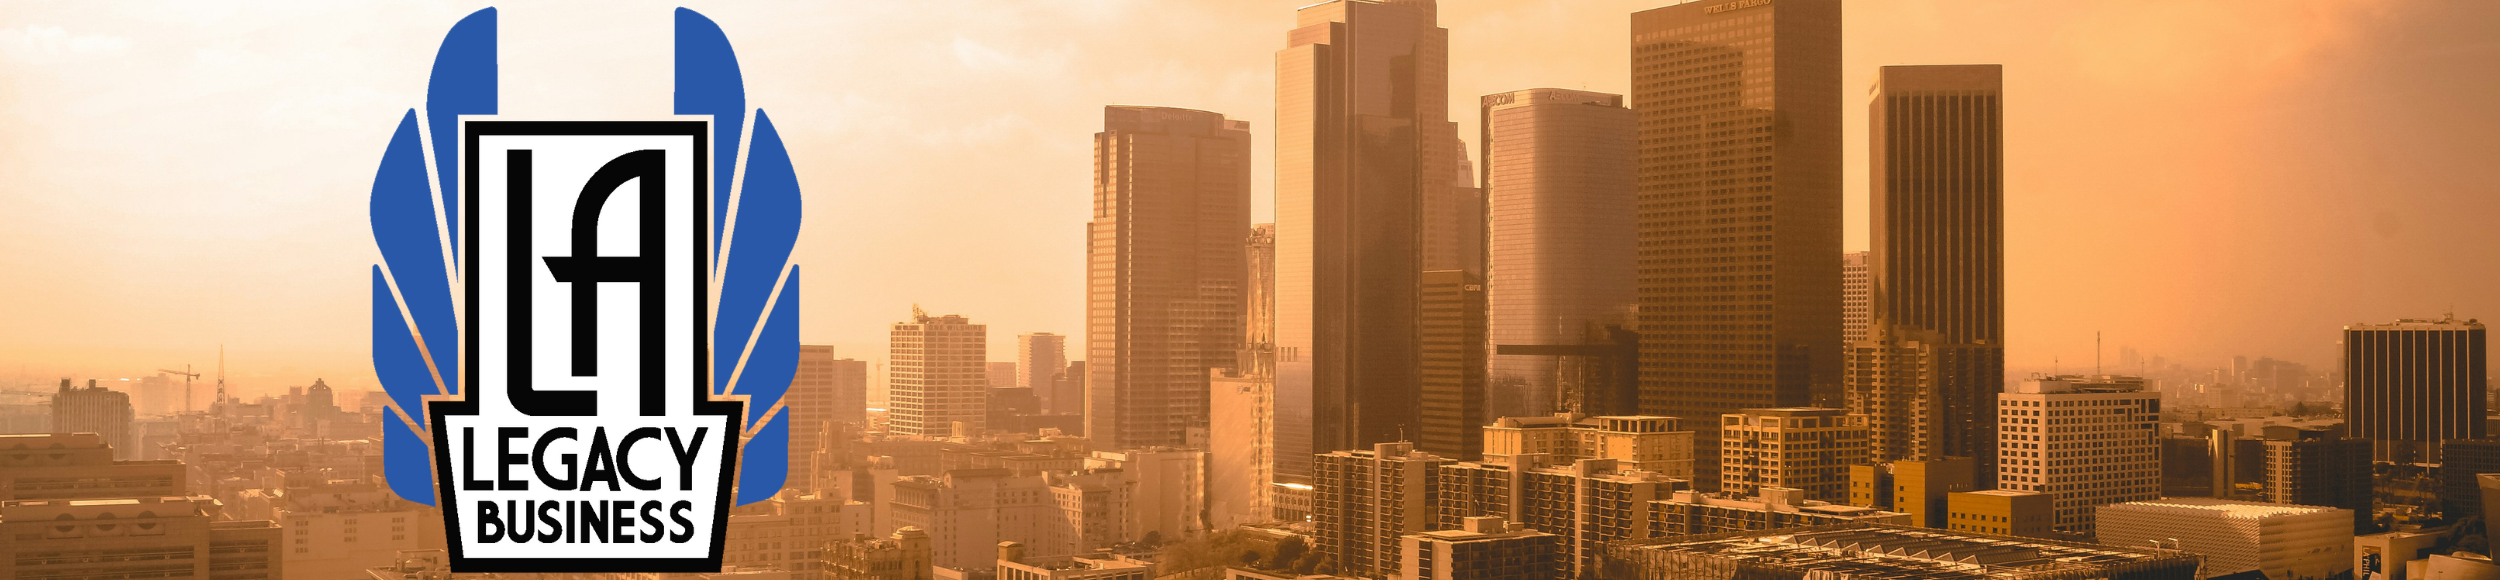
[
  {"left": 1275, "top": 0, "right": 1463, "bottom": 480},
  {"left": 1417, "top": 269, "right": 1486, "bottom": 460},
  {"left": 2345, "top": 317, "right": 2488, "bottom": 462},
  {"left": 1087, "top": 105, "right": 1251, "bottom": 450},
  {"left": 1848, "top": 65, "right": 2005, "bottom": 480},
  {"left": 1631, "top": 0, "right": 1842, "bottom": 491}
]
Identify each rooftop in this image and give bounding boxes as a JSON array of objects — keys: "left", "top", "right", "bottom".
[
  {"left": 2101, "top": 498, "right": 2345, "bottom": 519},
  {"left": 1613, "top": 523, "right": 2198, "bottom": 580}
]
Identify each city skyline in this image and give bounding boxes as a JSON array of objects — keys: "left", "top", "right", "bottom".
[{"left": 4, "top": 1, "right": 2498, "bottom": 399}]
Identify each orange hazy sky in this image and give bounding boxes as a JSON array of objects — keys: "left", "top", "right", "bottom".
[{"left": 2, "top": 1, "right": 2493, "bottom": 399}]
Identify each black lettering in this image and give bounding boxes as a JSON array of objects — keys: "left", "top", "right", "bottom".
[
  {"left": 617, "top": 427, "right": 664, "bottom": 490},
  {"left": 497, "top": 427, "right": 530, "bottom": 490},
  {"left": 506, "top": 500, "right": 534, "bottom": 542},
  {"left": 538, "top": 499, "right": 563, "bottom": 543},
  {"left": 463, "top": 427, "right": 492, "bottom": 491},
  {"left": 669, "top": 500, "right": 696, "bottom": 543},
  {"left": 478, "top": 500, "right": 504, "bottom": 543},
  {"left": 612, "top": 501, "right": 635, "bottom": 544},
  {"left": 581, "top": 500, "right": 608, "bottom": 543},
  {"left": 668, "top": 427, "right": 708, "bottom": 491},
  {"left": 582, "top": 427, "right": 620, "bottom": 492},
  {"left": 639, "top": 501, "right": 666, "bottom": 543},
  {"left": 538, "top": 149, "right": 669, "bottom": 416},
  {"left": 533, "top": 427, "right": 580, "bottom": 490},
  {"left": 564, "top": 500, "right": 576, "bottom": 543}
]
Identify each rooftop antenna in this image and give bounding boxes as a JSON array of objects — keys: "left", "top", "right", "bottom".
[
  {"left": 2096, "top": 331, "right": 2103, "bottom": 376},
  {"left": 215, "top": 345, "right": 227, "bottom": 406}
]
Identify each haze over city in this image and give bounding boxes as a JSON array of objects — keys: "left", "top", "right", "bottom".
[{"left": 2, "top": 0, "right": 2494, "bottom": 399}]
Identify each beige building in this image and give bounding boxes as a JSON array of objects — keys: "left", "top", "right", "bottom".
[
  {"left": 1313, "top": 442, "right": 1455, "bottom": 580},
  {"left": 886, "top": 468, "right": 1128, "bottom": 569},
  {"left": 1398, "top": 517, "right": 1564, "bottom": 580},
  {"left": 0, "top": 432, "right": 184, "bottom": 500},
  {"left": 1086, "top": 106, "right": 1249, "bottom": 451},
  {"left": 1632, "top": 0, "right": 1846, "bottom": 492},
  {"left": 1016, "top": 334, "right": 1070, "bottom": 415},
  {"left": 2, "top": 495, "right": 282, "bottom": 580},
  {"left": 1945, "top": 490, "right": 2053, "bottom": 538},
  {"left": 1480, "top": 88, "right": 1639, "bottom": 422},
  {"left": 792, "top": 345, "right": 871, "bottom": 491},
  {"left": 1718, "top": 408, "right": 1868, "bottom": 501},
  {"left": 2098, "top": 499, "right": 2354, "bottom": 580},
  {"left": 1084, "top": 449, "right": 1206, "bottom": 542},
  {"left": 1480, "top": 413, "right": 1693, "bottom": 479},
  {"left": 724, "top": 494, "right": 876, "bottom": 580},
  {"left": 1649, "top": 487, "right": 1913, "bottom": 538},
  {"left": 1438, "top": 456, "right": 1681, "bottom": 579},
  {"left": 1998, "top": 375, "right": 2160, "bottom": 535},
  {"left": 1211, "top": 223, "right": 1277, "bottom": 528},
  {"left": 272, "top": 488, "right": 445, "bottom": 580},
  {"left": 825, "top": 528, "right": 933, "bottom": 580},
  {"left": 1848, "top": 457, "right": 1979, "bottom": 529},
  {"left": 993, "top": 542, "right": 1151, "bottom": 580},
  {"left": 51, "top": 379, "right": 136, "bottom": 459},
  {"left": 890, "top": 309, "right": 988, "bottom": 437}
]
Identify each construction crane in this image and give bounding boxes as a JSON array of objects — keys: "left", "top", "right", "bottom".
[{"left": 157, "top": 365, "right": 201, "bottom": 414}]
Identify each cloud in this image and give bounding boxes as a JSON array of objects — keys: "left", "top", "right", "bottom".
[{"left": 0, "top": 25, "right": 132, "bottom": 62}]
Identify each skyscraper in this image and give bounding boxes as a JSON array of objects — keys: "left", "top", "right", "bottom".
[
  {"left": 1848, "top": 65, "right": 2005, "bottom": 479},
  {"left": 1213, "top": 224, "right": 1279, "bottom": 527},
  {"left": 1418, "top": 269, "right": 1487, "bottom": 460},
  {"left": 50, "top": 379, "right": 133, "bottom": 460},
  {"left": 1631, "top": 0, "right": 1843, "bottom": 491},
  {"left": 1275, "top": 0, "right": 1463, "bottom": 478},
  {"left": 1481, "top": 88, "right": 1639, "bottom": 420},
  {"left": 890, "top": 308, "right": 988, "bottom": 437},
  {"left": 1017, "top": 333, "right": 1069, "bottom": 413},
  {"left": 2345, "top": 317, "right": 2488, "bottom": 462},
  {"left": 1087, "top": 105, "right": 1251, "bottom": 450},
  {"left": 1842, "top": 251, "right": 1868, "bottom": 344},
  {"left": 1997, "top": 375, "right": 2159, "bottom": 536}
]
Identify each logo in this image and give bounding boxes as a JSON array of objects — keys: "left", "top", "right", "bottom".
[{"left": 367, "top": 8, "right": 802, "bottom": 572}]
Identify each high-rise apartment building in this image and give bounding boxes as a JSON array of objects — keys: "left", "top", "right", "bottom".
[
  {"left": 1842, "top": 251, "right": 1867, "bottom": 344},
  {"left": 1481, "top": 88, "right": 1639, "bottom": 420},
  {"left": 1438, "top": 456, "right": 1681, "bottom": 579},
  {"left": 1996, "top": 375, "right": 2160, "bottom": 536},
  {"left": 1849, "top": 65, "right": 2006, "bottom": 483},
  {"left": 52, "top": 379, "right": 135, "bottom": 459},
  {"left": 1631, "top": 0, "right": 1843, "bottom": 492},
  {"left": 1718, "top": 408, "right": 1868, "bottom": 502},
  {"left": 1399, "top": 516, "right": 1565, "bottom": 580},
  {"left": 1480, "top": 413, "right": 1694, "bottom": 478},
  {"left": 1314, "top": 442, "right": 1455, "bottom": 580},
  {"left": 1018, "top": 333, "right": 1070, "bottom": 414},
  {"left": 2344, "top": 318, "right": 2487, "bottom": 462},
  {"left": 1088, "top": 105, "right": 1250, "bottom": 451},
  {"left": 1275, "top": 0, "right": 1464, "bottom": 478},
  {"left": 1419, "top": 269, "right": 1488, "bottom": 460},
  {"left": 890, "top": 309, "right": 989, "bottom": 437}
]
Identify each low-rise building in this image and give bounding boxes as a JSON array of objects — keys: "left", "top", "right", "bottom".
[
  {"left": 991, "top": 541, "right": 1150, "bottom": 580},
  {"left": 826, "top": 528, "right": 934, "bottom": 580},
  {"left": 2356, "top": 528, "right": 2449, "bottom": 580},
  {"left": 0, "top": 432, "right": 186, "bottom": 500},
  {"left": 1607, "top": 523, "right": 2200, "bottom": 580},
  {"left": 1, "top": 495, "right": 283, "bottom": 580},
  {"left": 1649, "top": 487, "right": 1912, "bottom": 537},
  {"left": 2097, "top": 498, "right": 2354, "bottom": 580},
  {"left": 1944, "top": 490, "right": 2052, "bottom": 538},
  {"left": 1718, "top": 408, "right": 1868, "bottom": 502},
  {"left": 1481, "top": 414, "right": 1692, "bottom": 478},
  {"left": 1398, "top": 516, "right": 1564, "bottom": 580}
]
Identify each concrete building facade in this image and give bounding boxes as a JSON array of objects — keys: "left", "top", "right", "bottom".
[
  {"left": 1718, "top": 408, "right": 1868, "bottom": 501},
  {"left": 1997, "top": 375, "right": 2160, "bottom": 536},
  {"left": 2344, "top": 318, "right": 2487, "bottom": 463},
  {"left": 2097, "top": 498, "right": 2354, "bottom": 580},
  {"left": 891, "top": 310, "right": 989, "bottom": 437}
]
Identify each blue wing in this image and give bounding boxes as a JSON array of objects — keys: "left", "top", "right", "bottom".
[
  {"left": 372, "top": 7, "right": 496, "bottom": 506},
  {"left": 679, "top": 9, "right": 803, "bottom": 506}
]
